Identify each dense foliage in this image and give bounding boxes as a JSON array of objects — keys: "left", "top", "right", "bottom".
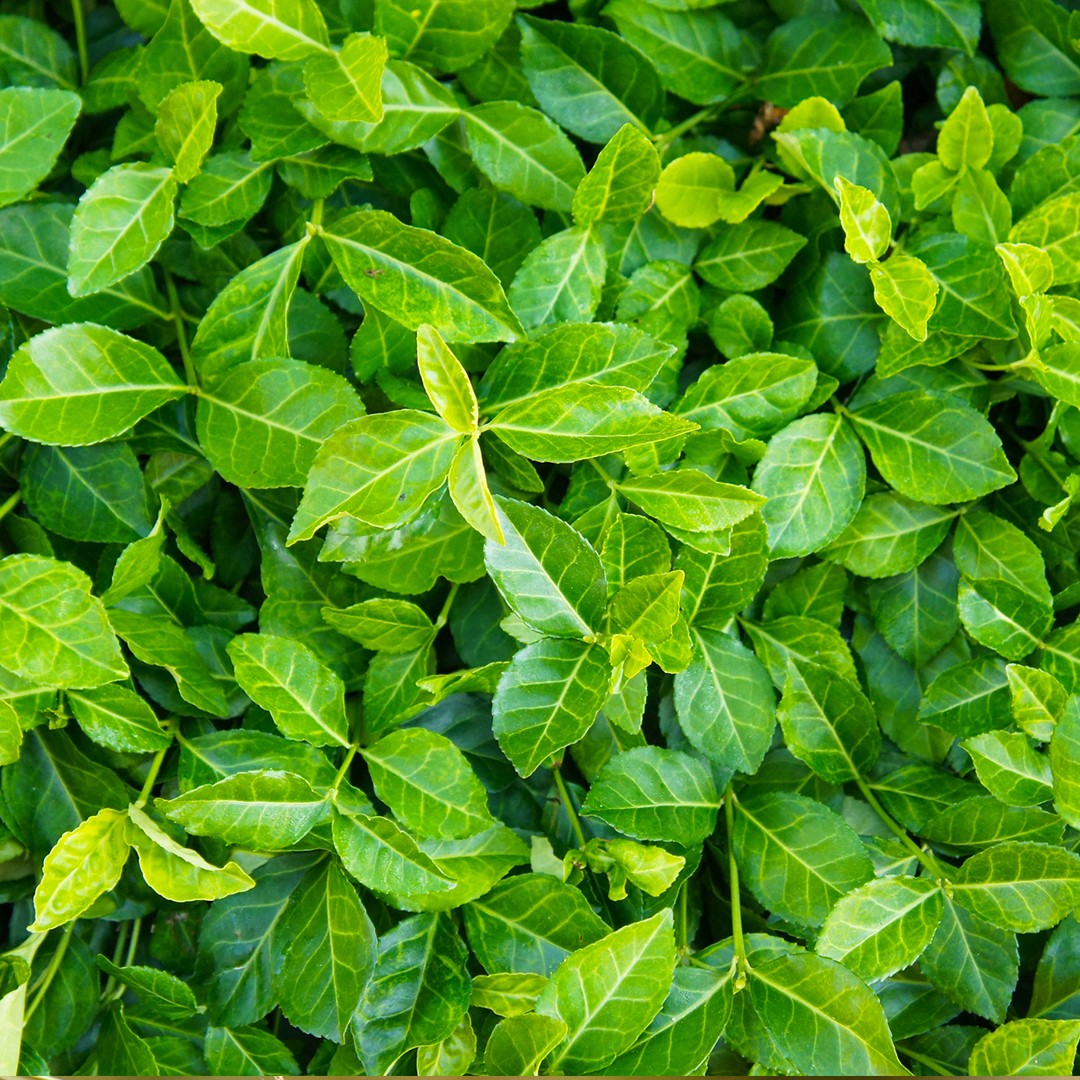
[{"left": 2, "top": 0, "right": 1080, "bottom": 1075}]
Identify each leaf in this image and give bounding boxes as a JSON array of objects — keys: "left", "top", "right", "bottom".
[
  {"left": 332, "top": 807, "right": 455, "bottom": 896},
  {"left": 0, "top": 323, "right": 186, "bottom": 446},
  {"left": 951, "top": 842, "right": 1080, "bottom": 933},
  {"left": 847, "top": 390, "right": 1016, "bottom": 504},
  {"left": 484, "top": 496, "right": 606, "bottom": 638},
  {"left": 748, "top": 947, "right": 909, "bottom": 1075},
  {"left": 464, "top": 101, "right": 585, "bottom": 215},
  {"left": 853, "top": 0, "right": 981, "bottom": 53},
  {"left": 732, "top": 791, "right": 875, "bottom": 927},
  {"left": 778, "top": 659, "right": 881, "bottom": 783},
  {"left": 67, "top": 684, "right": 171, "bottom": 753},
  {"left": 68, "top": 164, "right": 178, "bottom": 297},
  {"left": 204, "top": 1025, "right": 299, "bottom": 1075},
  {"left": 471, "top": 972, "right": 548, "bottom": 1017},
  {"left": 127, "top": 803, "right": 254, "bottom": 902},
  {"left": 518, "top": 15, "right": 664, "bottom": 144},
  {"left": 870, "top": 255, "right": 940, "bottom": 341},
  {"left": 448, "top": 437, "right": 504, "bottom": 545},
  {"left": 489, "top": 383, "right": 694, "bottom": 463},
  {"left": 362, "top": 728, "right": 494, "bottom": 840},
  {"left": 375, "top": 0, "right": 514, "bottom": 74},
  {"left": 836, "top": 176, "right": 891, "bottom": 264},
  {"left": 157, "top": 769, "right": 328, "bottom": 849},
  {"left": 0, "top": 87, "right": 80, "bottom": 208},
  {"left": 321, "top": 598, "right": 434, "bottom": 653},
  {"left": 94, "top": 957, "right": 200, "bottom": 1018},
  {"left": 536, "top": 909, "right": 676, "bottom": 1074},
  {"left": 816, "top": 875, "right": 944, "bottom": 982},
  {"left": 572, "top": 124, "right": 660, "bottom": 228},
  {"left": 274, "top": 859, "right": 376, "bottom": 1042},
  {"left": 1050, "top": 697, "right": 1080, "bottom": 829},
  {"left": 507, "top": 226, "right": 607, "bottom": 330},
  {"left": 581, "top": 746, "right": 720, "bottom": 844},
  {"left": 695, "top": 220, "right": 806, "bottom": 292},
  {"left": 963, "top": 730, "right": 1053, "bottom": 807},
  {"left": 968, "top": 1018, "right": 1080, "bottom": 1077},
  {"left": 321, "top": 208, "right": 523, "bottom": 342},
  {"left": 303, "top": 33, "right": 386, "bottom": 123},
  {"left": 154, "top": 79, "right": 220, "bottom": 182},
  {"left": 227, "top": 633, "right": 348, "bottom": 747},
  {"left": 484, "top": 1013, "right": 567, "bottom": 1076},
  {"left": 29, "top": 807, "right": 130, "bottom": 931},
  {"left": 354, "top": 912, "right": 471, "bottom": 1075},
  {"left": 0, "top": 554, "right": 127, "bottom": 688},
  {"left": 752, "top": 413, "right": 866, "bottom": 558},
  {"left": 179, "top": 150, "right": 272, "bottom": 229},
  {"left": 289, "top": 410, "right": 463, "bottom": 542},
  {"left": 464, "top": 872, "right": 610, "bottom": 976},
  {"left": 1028, "top": 916, "right": 1080, "bottom": 1020},
  {"left": 492, "top": 637, "right": 611, "bottom": 777},
  {"left": 189, "top": 0, "right": 330, "bottom": 60}
]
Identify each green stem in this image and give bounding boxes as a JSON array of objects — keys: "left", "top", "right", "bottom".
[
  {"left": 0, "top": 431, "right": 15, "bottom": 454},
  {"left": 134, "top": 724, "right": 176, "bottom": 808},
  {"left": 724, "top": 787, "right": 748, "bottom": 987},
  {"left": 101, "top": 921, "right": 130, "bottom": 999},
  {"left": 654, "top": 104, "right": 721, "bottom": 150},
  {"left": 331, "top": 744, "right": 359, "bottom": 793},
  {"left": 0, "top": 490, "right": 22, "bottom": 525},
  {"left": 552, "top": 764, "right": 587, "bottom": 849},
  {"left": 310, "top": 198, "right": 325, "bottom": 230},
  {"left": 164, "top": 271, "right": 197, "bottom": 387},
  {"left": 71, "top": 0, "right": 88, "bottom": 84},
  {"left": 26, "top": 922, "right": 75, "bottom": 1019},
  {"left": 123, "top": 917, "right": 142, "bottom": 967},
  {"left": 857, "top": 776, "right": 952, "bottom": 881},
  {"left": 677, "top": 880, "right": 689, "bottom": 953},
  {"left": 433, "top": 582, "right": 459, "bottom": 631}
]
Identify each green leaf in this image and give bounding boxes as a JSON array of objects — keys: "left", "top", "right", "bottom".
[
  {"left": 362, "top": 728, "right": 494, "bottom": 840},
  {"left": 0, "top": 87, "right": 80, "bottom": 208},
  {"left": 484, "top": 1013, "right": 567, "bottom": 1076},
  {"left": 0, "top": 323, "right": 186, "bottom": 446},
  {"left": 196, "top": 357, "right": 363, "bottom": 488},
  {"left": 733, "top": 791, "right": 875, "bottom": 927},
  {"left": 757, "top": 13, "right": 893, "bottom": 108},
  {"left": 1029, "top": 916, "right": 1080, "bottom": 1020},
  {"left": 471, "top": 972, "right": 548, "bottom": 1017},
  {"left": 963, "top": 730, "right": 1053, "bottom": 807},
  {"left": 158, "top": 769, "right": 327, "bottom": 849},
  {"left": 154, "top": 79, "right": 220, "bottom": 182},
  {"left": 674, "top": 627, "right": 775, "bottom": 774},
  {"left": 485, "top": 496, "right": 606, "bottom": 638},
  {"left": 321, "top": 208, "right": 522, "bottom": 343},
  {"left": 581, "top": 746, "right": 720, "bottom": 844},
  {"left": 951, "top": 842, "right": 1080, "bottom": 933},
  {"left": 321, "top": 598, "right": 434, "bottom": 653},
  {"left": 508, "top": 226, "right": 607, "bottom": 330},
  {"left": 29, "top": 807, "right": 130, "bottom": 931},
  {"left": 416, "top": 324, "right": 477, "bottom": 434},
  {"left": 68, "top": 164, "right": 178, "bottom": 297},
  {"left": 1050, "top": 697, "right": 1080, "bottom": 829},
  {"left": 752, "top": 413, "right": 866, "bottom": 558},
  {"left": 303, "top": 32, "right": 386, "bottom": 123},
  {"left": 204, "top": 1025, "right": 299, "bottom": 1075},
  {"left": 289, "top": 410, "right": 462, "bottom": 542},
  {"left": 853, "top": 0, "right": 981, "bottom": 54},
  {"left": 816, "top": 875, "right": 944, "bottom": 982},
  {"left": 518, "top": 15, "right": 664, "bottom": 144},
  {"left": 1007, "top": 664, "right": 1066, "bottom": 743},
  {"left": 847, "top": 390, "right": 1016, "bottom": 504},
  {"left": 332, "top": 807, "right": 455, "bottom": 896},
  {"left": 969, "top": 1018, "right": 1080, "bottom": 1077},
  {"left": 354, "top": 912, "right": 471, "bottom": 1075},
  {"left": 227, "top": 633, "right": 349, "bottom": 747},
  {"left": 67, "top": 684, "right": 171, "bottom": 753},
  {"left": 778, "top": 658, "right": 881, "bottom": 783},
  {"left": 1011, "top": 190, "right": 1080, "bottom": 285},
  {"left": 464, "top": 872, "right": 610, "bottom": 976},
  {"left": 179, "top": 150, "right": 272, "bottom": 229},
  {"left": 918, "top": 657, "right": 1011, "bottom": 737},
  {"left": 836, "top": 176, "right": 892, "bottom": 264},
  {"left": 748, "top": 947, "right": 908, "bottom": 1075},
  {"left": 94, "top": 956, "right": 200, "bottom": 1018},
  {"left": 461, "top": 101, "right": 583, "bottom": 214},
  {"left": 127, "top": 803, "right": 255, "bottom": 902},
  {"left": 0, "top": 554, "right": 127, "bottom": 688},
  {"left": 189, "top": 0, "right": 329, "bottom": 59},
  {"left": 375, "top": 0, "right": 514, "bottom": 74},
  {"left": 616, "top": 470, "right": 763, "bottom": 534},
  {"left": 572, "top": 124, "right": 660, "bottom": 228},
  {"left": 870, "top": 255, "right": 940, "bottom": 341},
  {"left": 536, "top": 909, "right": 676, "bottom": 1074},
  {"left": 274, "top": 859, "right": 376, "bottom": 1043},
  {"left": 695, "top": 220, "right": 806, "bottom": 292},
  {"left": 489, "top": 383, "right": 694, "bottom": 463},
  {"left": 492, "top": 637, "right": 611, "bottom": 777}
]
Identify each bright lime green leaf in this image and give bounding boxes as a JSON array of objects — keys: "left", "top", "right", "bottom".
[
  {"left": 572, "top": 123, "right": 660, "bottom": 228},
  {"left": 836, "top": 176, "right": 891, "bottom": 263},
  {"left": 938, "top": 86, "right": 993, "bottom": 171},
  {"left": 870, "top": 254, "right": 940, "bottom": 341},
  {"left": 969, "top": 1018, "right": 1080, "bottom": 1077},
  {"left": 416, "top": 324, "right": 478, "bottom": 434},
  {"left": 154, "top": 79, "right": 220, "bottom": 182},
  {"left": 189, "top": 0, "right": 330, "bottom": 60},
  {"left": 655, "top": 152, "right": 734, "bottom": 230},
  {"left": 303, "top": 32, "right": 386, "bottom": 123},
  {"left": 0, "top": 87, "right": 80, "bottom": 208},
  {"left": 1050, "top": 697, "right": 1080, "bottom": 829}
]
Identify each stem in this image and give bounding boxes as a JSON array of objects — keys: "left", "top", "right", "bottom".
[
  {"left": 0, "top": 431, "right": 15, "bottom": 454},
  {"left": 71, "top": 0, "right": 88, "bottom": 84},
  {"left": 654, "top": 105, "right": 721, "bottom": 150},
  {"left": 164, "top": 271, "right": 197, "bottom": 387},
  {"left": 123, "top": 917, "right": 142, "bottom": 967},
  {"left": 134, "top": 725, "right": 176, "bottom": 808},
  {"left": 0, "top": 490, "right": 22, "bottom": 525},
  {"left": 857, "top": 777, "right": 952, "bottom": 881},
  {"left": 331, "top": 744, "right": 359, "bottom": 793},
  {"left": 724, "top": 787, "right": 748, "bottom": 987},
  {"left": 101, "top": 921, "right": 130, "bottom": 999},
  {"left": 309, "top": 198, "right": 324, "bottom": 230},
  {"left": 552, "top": 765, "right": 587, "bottom": 849},
  {"left": 433, "top": 582, "right": 459, "bottom": 631},
  {"left": 26, "top": 922, "right": 75, "bottom": 1019},
  {"left": 677, "top": 880, "right": 689, "bottom": 953}
]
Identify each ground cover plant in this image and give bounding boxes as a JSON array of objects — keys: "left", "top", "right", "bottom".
[{"left": 3, "top": 0, "right": 1080, "bottom": 1075}]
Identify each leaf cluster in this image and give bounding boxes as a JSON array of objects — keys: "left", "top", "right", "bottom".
[{"left": 1, "top": 0, "right": 1080, "bottom": 1077}]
